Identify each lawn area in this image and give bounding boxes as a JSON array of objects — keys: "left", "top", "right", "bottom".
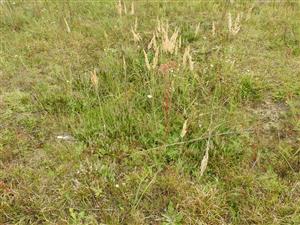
[{"left": 1, "top": 0, "right": 300, "bottom": 224}]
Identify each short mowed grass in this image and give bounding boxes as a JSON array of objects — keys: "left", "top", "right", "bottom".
[{"left": 1, "top": 0, "right": 300, "bottom": 224}]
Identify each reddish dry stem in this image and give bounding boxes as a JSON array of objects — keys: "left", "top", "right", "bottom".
[{"left": 163, "top": 73, "right": 171, "bottom": 137}]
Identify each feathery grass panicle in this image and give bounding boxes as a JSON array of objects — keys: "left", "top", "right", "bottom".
[
  {"left": 200, "top": 147, "right": 209, "bottom": 176},
  {"left": 117, "top": 0, "right": 122, "bottom": 16},
  {"left": 90, "top": 69, "right": 98, "bottom": 89},
  {"left": 200, "top": 133, "right": 212, "bottom": 176},
  {"left": 123, "top": 0, "right": 127, "bottom": 15},
  {"left": 228, "top": 12, "right": 242, "bottom": 35},
  {"left": 148, "top": 34, "right": 157, "bottom": 50},
  {"left": 152, "top": 47, "right": 159, "bottom": 69},
  {"left": 246, "top": 3, "right": 255, "bottom": 21},
  {"left": 182, "top": 46, "right": 194, "bottom": 71},
  {"left": 180, "top": 119, "right": 188, "bottom": 138},
  {"left": 178, "top": 35, "right": 182, "bottom": 48},
  {"left": 161, "top": 25, "right": 179, "bottom": 54},
  {"left": 175, "top": 41, "right": 179, "bottom": 56},
  {"left": 130, "top": 2, "right": 135, "bottom": 15},
  {"left": 143, "top": 49, "right": 151, "bottom": 71},
  {"left": 183, "top": 46, "right": 190, "bottom": 67},
  {"left": 194, "top": 22, "right": 200, "bottom": 37},
  {"left": 188, "top": 54, "right": 194, "bottom": 71},
  {"left": 212, "top": 21, "right": 216, "bottom": 36},
  {"left": 131, "top": 27, "right": 141, "bottom": 43},
  {"left": 228, "top": 12, "right": 233, "bottom": 34}
]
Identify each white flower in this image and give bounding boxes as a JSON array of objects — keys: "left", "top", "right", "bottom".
[{"left": 147, "top": 94, "right": 153, "bottom": 99}]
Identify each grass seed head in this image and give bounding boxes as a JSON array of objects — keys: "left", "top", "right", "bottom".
[
  {"left": 200, "top": 145, "right": 209, "bottom": 176},
  {"left": 130, "top": 2, "right": 135, "bottom": 15},
  {"left": 228, "top": 12, "right": 242, "bottom": 35},
  {"left": 117, "top": 0, "right": 122, "bottom": 16},
  {"left": 212, "top": 21, "right": 216, "bottom": 36},
  {"left": 188, "top": 54, "right": 194, "bottom": 71},
  {"left": 148, "top": 34, "right": 156, "bottom": 50},
  {"left": 143, "top": 49, "right": 151, "bottom": 71},
  {"left": 131, "top": 27, "right": 141, "bottom": 43},
  {"left": 90, "top": 69, "right": 98, "bottom": 89},
  {"left": 183, "top": 46, "right": 190, "bottom": 67},
  {"left": 194, "top": 23, "right": 200, "bottom": 37},
  {"left": 228, "top": 12, "right": 232, "bottom": 33},
  {"left": 134, "top": 17, "right": 138, "bottom": 31},
  {"left": 123, "top": 1, "right": 127, "bottom": 14},
  {"left": 152, "top": 47, "right": 159, "bottom": 69},
  {"left": 180, "top": 119, "right": 188, "bottom": 138}
]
